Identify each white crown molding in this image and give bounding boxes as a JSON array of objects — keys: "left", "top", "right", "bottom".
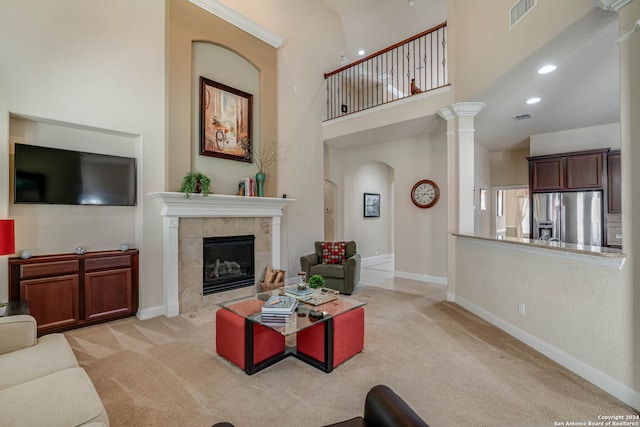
[
  {"left": 188, "top": 0, "right": 284, "bottom": 49},
  {"left": 593, "top": 0, "right": 634, "bottom": 12}
]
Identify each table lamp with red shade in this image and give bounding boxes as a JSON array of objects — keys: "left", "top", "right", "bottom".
[
  {"left": 0, "top": 219, "right": 15, "bottom": 257},
  {"left": 1, "top": 219, "right": 15, "bottom": 306}
]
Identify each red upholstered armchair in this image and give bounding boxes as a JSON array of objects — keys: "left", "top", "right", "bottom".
[
  {"left": 300, "top": 241, "right": 361, "bottom": 294},
  {"left": 215, "top": 306, "right": 285, "bottom": 373},
  {"left": 296, "top": 306, "right": 365, "bottom": 369}
]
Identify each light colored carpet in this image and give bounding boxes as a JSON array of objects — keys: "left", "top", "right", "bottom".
[{"left": 64, "top": 280, "right": 637, "bottom": 427}]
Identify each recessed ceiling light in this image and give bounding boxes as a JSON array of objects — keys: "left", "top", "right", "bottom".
[
  {"left": 409, "top": 0, "right": 416, "bottom": 5},
  {"left": 358, "top": 49, "right": 365, "bottom": 56},
  {"left": 538, "top": 64, "right": 557, "bottom": 74},
  {"left": 526, "top": 97, "right": 541, "bottom": 105}
]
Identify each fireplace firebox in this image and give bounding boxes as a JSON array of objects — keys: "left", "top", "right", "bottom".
[{"left": 203, "top": 235, "right": 255, "bottom": 295}]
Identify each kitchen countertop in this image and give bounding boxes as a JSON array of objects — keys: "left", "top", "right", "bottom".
[{"left": 453, "top": 233, "right": 626, "bottom": 261}]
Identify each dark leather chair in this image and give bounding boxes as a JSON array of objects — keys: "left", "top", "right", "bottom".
[{"left": 323, "top": 385, "right": 429, "bottom": 427}]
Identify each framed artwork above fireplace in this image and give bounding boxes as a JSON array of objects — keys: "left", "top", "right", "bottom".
[{"left": 199, "top": 77, "right": 252, "bottom": 163}]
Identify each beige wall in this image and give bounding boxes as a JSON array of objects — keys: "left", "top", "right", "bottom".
[
  {"left": 456, "top": 238, "right": 633, "bottom": 386},
  {"left": 215, "top": 0, "right": 346, "bottom": 276},
  {"left": 448, "top": 0, "right": 593, "bottom": 100},
  {"left": 167, "top": 0, "right": 278, "bottom": 196},
  {"left": 0, "top": 0, "right": 166, "bottom": 311},
  {"left": 327, "top": 123, "right": 449, "bottom": 281},
  {"left": 474, "top": 143, "right": 491, "bottom": 235},
  {"left": 349, "top": 162, "right": 394, "bottom": 259},
  {"left": 191, "top": 42, "right": 262, "bottom": 195},
  {"left": 490, "top": 149, "right": 529, "bottom": 187},
  {"left": 451, "top": 1, "right": 640, "bottom": 407},
  {"left": 530, "top": 122, "right": 621, "bottom": 156}
]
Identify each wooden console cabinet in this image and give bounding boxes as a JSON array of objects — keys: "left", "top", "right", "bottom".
[{"left": 8, "top": 250, "right": 139, "bottom": 335}]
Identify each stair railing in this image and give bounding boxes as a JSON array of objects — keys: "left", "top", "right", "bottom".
[{"left": 324, "top": 22, "right": 448, "bottom": 121}]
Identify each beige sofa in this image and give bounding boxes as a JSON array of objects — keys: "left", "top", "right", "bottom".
[{"left": 0, "top": 315, "right": 109, "bottom": 427}]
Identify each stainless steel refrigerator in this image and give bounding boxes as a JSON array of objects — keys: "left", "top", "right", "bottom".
[{"left": 531, "top": 191, "right": 602, "bottom": 246}]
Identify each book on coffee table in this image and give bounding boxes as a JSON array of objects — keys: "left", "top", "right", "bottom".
[
  {"left": 261, "top": 295, "right": 297, "bottom": 314},
  {"left": 284, "top": 285, "right": 312, "bottom": 298}
]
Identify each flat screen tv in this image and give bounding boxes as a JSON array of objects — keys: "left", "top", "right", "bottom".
[{"left": 14, "top": 143, "right": 136, "bottom": 206}]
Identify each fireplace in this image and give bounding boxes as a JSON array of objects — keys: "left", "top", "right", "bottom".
[
  {"left": 149, "top": 192, "right": 293, "bottom": 317},
  {"left": 203, "top": 235, "right": 255, "bottom": 295}
]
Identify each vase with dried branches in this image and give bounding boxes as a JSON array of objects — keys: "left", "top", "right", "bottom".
[{"left": 251, "top": 139, "right": 278, "bottom": 197}]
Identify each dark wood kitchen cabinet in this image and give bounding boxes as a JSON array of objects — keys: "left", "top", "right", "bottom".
[
  {"left": 530, "top": 157, "right": 564, "bottom": 191},
  {"left": 607, "top": 151, "right": 621, "bottom": 214},
  {"left": 9, "top": 250, "right": 138, "bottom": 335},
  {"left": 565, "top": 152, "right": 603, "bottom": 189},
  {"left": 528, "top": 149, "right": 607, "bottom": 192}
]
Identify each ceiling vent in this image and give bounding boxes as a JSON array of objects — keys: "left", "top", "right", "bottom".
[
  {"left": 510, "top": 0, "right": 536, "bottom": 28},
  {"left": 512, "top": 113, "right": 532, "bottom": 121}
]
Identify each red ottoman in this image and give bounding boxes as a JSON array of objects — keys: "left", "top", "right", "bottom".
[
  {"left": 216, "top": 308, "right": 285, "bottom": 372},
  {"left": 297, "top": 306, "right": 364, "bottom": 369}
]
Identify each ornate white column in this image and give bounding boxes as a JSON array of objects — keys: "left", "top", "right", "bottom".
[
  {"left": 438, "top": 102, "right": 485, "bottom": 234},
  {"left": 438, "top": 102, "right": 485, "bottom": 302}
]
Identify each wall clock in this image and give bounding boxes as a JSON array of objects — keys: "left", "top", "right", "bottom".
[{"left": 411, "top": 179, "right": 440, "bottom": 208}]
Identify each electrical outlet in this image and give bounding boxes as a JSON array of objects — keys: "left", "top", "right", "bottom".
[{"left": 518, "top": 301, "right": 526, "bottom": 316}]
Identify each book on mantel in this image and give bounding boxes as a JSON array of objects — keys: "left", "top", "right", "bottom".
[{"left": 261, "top": 295, "right": 298, "bottom": 315}]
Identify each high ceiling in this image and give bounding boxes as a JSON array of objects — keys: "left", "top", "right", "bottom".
[
  {"left": 322, "top": 1, "right": 620, "bottom": 153},
  {"left": 320, "top": 0, "right": 446, "bottom": 64}
]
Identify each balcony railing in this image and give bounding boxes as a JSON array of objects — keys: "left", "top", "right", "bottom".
[{"left": 324, "top": 22, "right": 448, "bottom": 121}]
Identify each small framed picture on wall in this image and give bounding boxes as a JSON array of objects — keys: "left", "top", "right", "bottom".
[{"left": 364, "top": 193, "right": 380, "bottom": 218}]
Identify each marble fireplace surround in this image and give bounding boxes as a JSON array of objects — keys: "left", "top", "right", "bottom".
[{"left": 150, "top": 192, "right": 294, "bottom": 317}]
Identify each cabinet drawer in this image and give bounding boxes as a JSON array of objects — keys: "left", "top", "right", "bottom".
[
  {"left": 85, "top": 255, "right": 131, "bottom": 271},
  {"left": 21, "top": 260, "right": 79, "bottom": 279}
]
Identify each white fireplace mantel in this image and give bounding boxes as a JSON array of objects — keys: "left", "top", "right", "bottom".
[{"left": 149, "top": 192, "right": 295, "bottom": 317}]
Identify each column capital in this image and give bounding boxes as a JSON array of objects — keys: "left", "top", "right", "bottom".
[
  {"left": 593, "top": 0, "right": 633, "bottom": 12},
  {"left": 437, "top": 102, "right": 485, "bottom": 120}
]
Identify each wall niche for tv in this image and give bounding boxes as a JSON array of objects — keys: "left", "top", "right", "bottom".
[{"left": 8, "top": 114, "right": 139, "bottom": 255}]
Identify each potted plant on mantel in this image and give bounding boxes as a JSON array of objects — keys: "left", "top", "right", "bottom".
[
  {"left": 179, "top": 171, "right": 211, "bottom": 199},
  {"left": 308, "top": 274, "right": 325, "bottom": 298}
]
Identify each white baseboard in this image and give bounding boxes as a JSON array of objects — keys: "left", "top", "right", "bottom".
[
  {"left": 137, "top": 305, "right": 166, "bottom": 320},
  {"left": 454, "top": 295, "right": 640, "bottom": 411},
  {"left": 361, "top": 253, "right": 394, "bottom": 267},
  {"left": 394, "top": 270, "right": 447, "bottom": 286}
]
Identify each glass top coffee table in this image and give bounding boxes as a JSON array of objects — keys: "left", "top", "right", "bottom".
[{"left": 217, "top": 289, "right": 366, "bottom": 374}]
